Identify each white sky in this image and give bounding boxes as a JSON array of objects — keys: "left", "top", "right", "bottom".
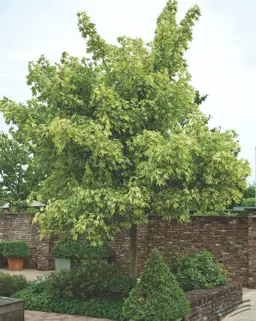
[{"left": 0, "top": 0, "right": 255, "bottom": 181}]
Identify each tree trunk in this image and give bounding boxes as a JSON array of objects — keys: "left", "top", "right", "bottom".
[{"left": 129, "top": 224, "right": 137, "bottom": 278}]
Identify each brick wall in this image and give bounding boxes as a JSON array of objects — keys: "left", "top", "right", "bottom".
[
  {"left": 185, "top": 282, "right": 243, "bottom": 321},
  {"left": 112, "top": 216, "right": 256, "bottom": 287},
  {"left": 148, "top": 217, "right": 249, "bottom": 285},
  {"left": 0, "top": 214, "right": 54, "bottom": 270},
  {"left": 248, "top": 215, "right": 256, "bottom": 287},
  {"left": 1, "top": 213, "right": 256, "bottom": 288},
  {"left": 111, "top": 228, "right": 130, "bottom": 275}
]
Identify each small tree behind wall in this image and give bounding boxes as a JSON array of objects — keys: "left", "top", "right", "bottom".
[
  {"left": 0, "top": 133, "right": 40, "bottom": 204},
  {"left": 0, "top": 0, "right": 250, "bottom": 276}
]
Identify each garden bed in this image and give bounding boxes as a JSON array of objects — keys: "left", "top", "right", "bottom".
[{"left": 185, "top": 281, "right": 243, "bottom": 321}]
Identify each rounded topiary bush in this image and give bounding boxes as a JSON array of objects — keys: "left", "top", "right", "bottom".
[{"left": 122, "top": 249, "right": 191, "bottom": 321}]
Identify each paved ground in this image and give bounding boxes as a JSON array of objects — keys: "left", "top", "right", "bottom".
[
  {"left": 0, "top": 268, "right": 52, "bottom": 281},
  {"left": 25, "top": 311, "right": 112, "bottom": 321},
  {"left": 224, "top": 288, "right": 256, "bottom": 321}
]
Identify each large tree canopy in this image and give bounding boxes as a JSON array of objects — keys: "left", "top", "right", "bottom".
[{"left": 0, "top": 0, "right": 250, "bottom": 242}]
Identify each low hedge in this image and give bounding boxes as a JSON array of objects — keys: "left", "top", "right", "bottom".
[
  {"left": 0, "top": 273, "right": 28, "bottom": 296},
  {"left": 3, "top": 240, "right": 29, "bottom": 258},
  {"left": 14, "top": 287, "right": 124, "bottom": 320}
]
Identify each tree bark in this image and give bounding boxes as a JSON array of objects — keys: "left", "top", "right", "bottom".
[{"left": 129, "top": 224, "right": 137, "bottom": 278}]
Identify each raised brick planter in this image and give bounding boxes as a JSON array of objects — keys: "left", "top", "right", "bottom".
[
  {"left": 0, "top": 297, "right": 24, "bottom": 321},
  {"left": 185, "top": 282, "right": 243, "bottom": 321}
]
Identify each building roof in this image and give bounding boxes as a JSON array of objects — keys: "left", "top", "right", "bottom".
[
  {"left": 233, "top": 206, "right": 245, "bottom": 211},
  {"left": 0, "top": 201, "right": 46, "bottom": 209}
]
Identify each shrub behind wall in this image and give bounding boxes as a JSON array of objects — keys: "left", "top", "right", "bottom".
[{"left": 171, "top": 250, "right": 228, "bottom": 291}]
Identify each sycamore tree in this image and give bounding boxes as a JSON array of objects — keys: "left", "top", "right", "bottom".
[{"left": 0, "top": 1, "right": 250, "bottom": 275}]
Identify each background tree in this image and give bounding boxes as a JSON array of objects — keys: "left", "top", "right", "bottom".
[
  {"left": 243, "top": 184, "right": 256, "bottom": 199},
  {"left": 0, "top": 133, "right": 39, "bottom": 203},
  {"left": 0, "top": 0, "right": 250, "bottom": 275},
  {"left": 226, "top": 183, "right": 255, "bottom": 209},
  {"left": 236, "top": 183, "right": 255, "bottom": 207}
]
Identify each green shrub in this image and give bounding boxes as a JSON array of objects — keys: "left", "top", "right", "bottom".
[
  {"left": 123, "top": 249, "right": 191, "bottom": 321},
  {"left": 171, "top": 250, "right": 228, "bottom": 292},
  {"left": 48, "top": 262, "right": 136, "bottom": 300},
  {"left": 0, "top": 242, "right": 7, "bottom": 256},
  {"left": 14, "top": 279, "right": 125, "bottom": 320},
  {"left": 0, "top": 272, "right": 28, "bottom": 296},
  {"left": 52, "top": 239, "right": 111, "bottom": 260},
  {"left": 3, "top": 240, "right": 29, "bottom": 258}
]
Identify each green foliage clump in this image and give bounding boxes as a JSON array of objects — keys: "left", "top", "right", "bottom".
[
  {"left": 123, "top": 249, "right": 190, "bottom": 321},
  {"left": 52, "top": 239, "right": 111, "bottom": 260},
  {"left": 48, "top": 263, "right": 136, "bottom": 300},
  {"left": 171, "top": 250, "right": 228, "bottom": 292},
  {"left": 8, "top": 207, "right": 40, "bottom": 215},
  {"left": 3, "top": 240, "right": 29, "bottom": 258},
  {"left": 0, "top": 273, "right": 28, "bottom": 296}
]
